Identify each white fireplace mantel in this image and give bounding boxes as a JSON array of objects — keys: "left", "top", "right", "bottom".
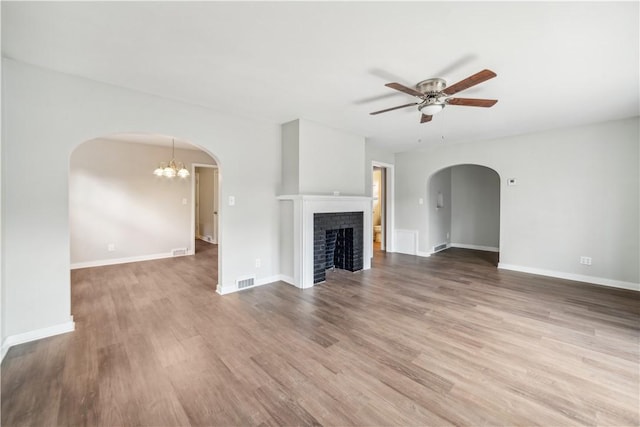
[{"left": 277, "top": 194, "right": 372, "bottom": 288}]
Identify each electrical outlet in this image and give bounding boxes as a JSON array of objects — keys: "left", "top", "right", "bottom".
[
  {"left": 108, "top": 243, "right": 115, "bottom": 252},
  {"left": 228, "top": 196, "right": 235, "bottom": 206},
  {"left": 255, "top": 258, "right": 261, "bottom": 268},
  {"left": 580, "top": 256, "right": 592, "bottom": 265}
]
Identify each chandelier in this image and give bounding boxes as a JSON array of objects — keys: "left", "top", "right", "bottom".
[{"left": 153, "top": 138, "right": 190, "bottom": 178}]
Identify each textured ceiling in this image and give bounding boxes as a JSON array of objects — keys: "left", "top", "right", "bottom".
[{"left": 2, "top": 1, "right": 638, "bottom": 152}]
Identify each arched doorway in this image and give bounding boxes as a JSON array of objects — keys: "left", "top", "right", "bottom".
[
  {"left": 427, "top": 164, "right": 500, "bottom": 261},
  {"left": 69, "top": 132, "right": 221, "bottom": 287}
]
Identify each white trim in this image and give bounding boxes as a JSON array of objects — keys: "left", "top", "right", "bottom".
[
  {"left": 70, "top": 251, "right": 189, "bottom": 269},
  {"left": 372, "top": 161, "right": 395, "bottom": 253},
  {"left": 416, "top": 251, "right": 431, "bottom": 258},
  {"left": 216, "top": 274, "right": 292, "bottom": 295},
  {"left": 1, "top": 318, "right": 75, "bottom": 361},
  {"left": 427, "top": 242, "right": 451, "bottom": 255},
  {"left": 451, "top": 243, "right": 500, "bottom": 252},
  {"left": 278, "top": 275, "right": 295, "bottom": 286},
  {"left": 198, "top": 236, "right": 215, "bottom": 244},
  {"left": 498, "top": 263, "right": 639, "bottom": 292}
]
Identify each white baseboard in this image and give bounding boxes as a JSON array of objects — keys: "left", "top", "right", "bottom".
[
  {"left": 498, "top": 263, "right": 639, "bottom": 291},
  {"left": 416, "top": 251, "right": 431, "bottom": 258},
  {"left": 1, "top": 317, "right": 75, "bottom": 362},
  {"left": 451, "top": 243, "right": 500, "bottom": 252},
  {"left": 70, "top": 251, "right": 191, "bottom": 270},
  {"left": 278, "top": 275, "right": 295, "bottom": 285},
  {"left": 216, "top": 274, "right": 290, "bottom": 295}
]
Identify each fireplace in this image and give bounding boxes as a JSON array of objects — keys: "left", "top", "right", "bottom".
[
  {"left": 277, "top": 195, "right": 372, "bottom": 288},
  {"left": 313, "top": 212, "right": 363, "bottom": 283}
]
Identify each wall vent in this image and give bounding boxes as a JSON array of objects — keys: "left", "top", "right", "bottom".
[
  {"left": 172, "top": 248, "right": 188, "bottom": 257},
  {"left": 236, "top": 275, "right": 256, "bottom": 290},
  {"left": 433, "top": 243, "right": 448, "bottom": 253}
]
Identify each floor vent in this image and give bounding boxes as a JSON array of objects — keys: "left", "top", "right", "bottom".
[
  {"left": 172, "top": 248, "right": 188, "bottom": 257},
  {"left": 236, "top": 276, "right": 256, "bottom": 289},
  {"left": 433, "top": 243, "right": 448, "bottom": 253}
]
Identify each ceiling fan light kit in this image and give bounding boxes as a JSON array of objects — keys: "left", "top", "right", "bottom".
[
  {"left": 370, "top": 69, "right": 498, "bottom": 124},
  {"left": 419, "top": 102, "right": 445, "bottom": 116}
]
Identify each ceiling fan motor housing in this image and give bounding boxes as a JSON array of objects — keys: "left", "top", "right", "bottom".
[{"left": 416, "top": 78, "right": 447, "bottom": 95}]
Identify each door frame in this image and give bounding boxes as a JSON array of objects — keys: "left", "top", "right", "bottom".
[
  {"left": 190, "top": 163, "right": 219, "bottom": 255},
  {"left": 371, "top": 161, "right": 395, "bottom": 254}
]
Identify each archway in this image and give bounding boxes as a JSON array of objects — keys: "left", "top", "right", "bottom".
[
  {"left": 427, "top": 164, "right": 500, "bottom": 260},
  {"left": 69, "top": 132, "right": 221, "bottom": 288}
]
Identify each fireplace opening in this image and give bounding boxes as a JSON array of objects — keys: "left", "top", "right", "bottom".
[{"left": 314, "top": 212, "right": 363, "bottom": 284}]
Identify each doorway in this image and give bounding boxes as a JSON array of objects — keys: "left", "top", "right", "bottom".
[
  {"left": 372, "top": 166, "right": 385, "bottom": 251},
  {"left": 371, "top": 161, "right": 395, "bottom": 254},
  {"left": 427, "top": 164, "right": 500, "bottom": 262},
  {"left": 193, "top": 165, "right": 219, "bottom": 251}
]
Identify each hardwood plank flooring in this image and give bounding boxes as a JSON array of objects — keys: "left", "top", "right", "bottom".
[{"left": 2, "top": 241, "right": 639, "bottom": 426}]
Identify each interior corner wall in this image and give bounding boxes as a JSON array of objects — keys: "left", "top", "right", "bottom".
[
  {"left": 70, "top": 139, "right": 215, "bottom": 266},
  {"left": 428, "top": 167, "right": 451, "bottom": 251},
  {"left": 2, "top": 58, "right": 282, "bottom": 339},
  {"left": 298, "top": 119, "right": 365, "bottom": 196},
  {"left": 281, "top": 120, "right": 299, "bottom": 195},
  {"left": 450, "top": 165, "right": 500, "bottom": 249},
  {"left": 395, "top": 116, "right": 640, "bottom": 288}
]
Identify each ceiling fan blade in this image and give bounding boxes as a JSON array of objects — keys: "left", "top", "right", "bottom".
[
  {"left": 370, "top": 102, "right": 418, "bottom": 115},
  {"left": 446, "top": 98, "right": 498, "bottom": 107},
  {"left": 442, "top": 69, "right": 497, "bottom": 96},
  {"left": 385, "top": 82, "right": 425, "bottom": 98},
  {"left": 420, "top": 114, "right": 433, "bottom": 123}
]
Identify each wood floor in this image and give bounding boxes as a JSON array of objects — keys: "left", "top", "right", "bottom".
[{"left": 2, "top": 242, "right": 639, "bottom": 426}]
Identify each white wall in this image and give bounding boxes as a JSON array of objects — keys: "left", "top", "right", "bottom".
[
  {"left": 278, "top": 200, "right": 294, "bottom": 281},
  {"left": 298, "top": 119, "right": 365, "bottom": 196},
  {"left": 428, "top": 167, "right": 451, "bottom": 251},
  {"left": 2, "top": 59, "right": 282, "bottom": 340},
  {"left": 70, "top": 139, "right": 215, "bottom": 267},
  {"left": 451, "top": 165, "right": 500, "bottom": 249},
  {"left": 281, "top": 120, "right": 299, "bottom": 195},
  {"left": 395, "top": 116, "right": 639, "bottom": 289},
  {"left": 0, "top": 6, "right": 4, "bottom": 347}
]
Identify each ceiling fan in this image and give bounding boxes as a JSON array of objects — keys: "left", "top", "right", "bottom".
[{"left": 370, "top": 69, "right": 498, "bottom": 123}]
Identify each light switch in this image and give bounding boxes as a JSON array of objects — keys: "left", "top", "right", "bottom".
[
  {"left": 228, "top": 196, "right": 235, "bottom": 206},
  {"left": 182, "top": 198, "right": 187, "bottom": 205},
  {"left": 419, "top": 198, "right": 424, "bottom": 205}
]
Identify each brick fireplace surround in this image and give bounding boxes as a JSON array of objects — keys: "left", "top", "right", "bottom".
[
  {"left": 277, "top": 195, "right": 372, "bottom": 288},
  {"left": 313, "top": 212, "right": 364, "bottom": 283}
]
